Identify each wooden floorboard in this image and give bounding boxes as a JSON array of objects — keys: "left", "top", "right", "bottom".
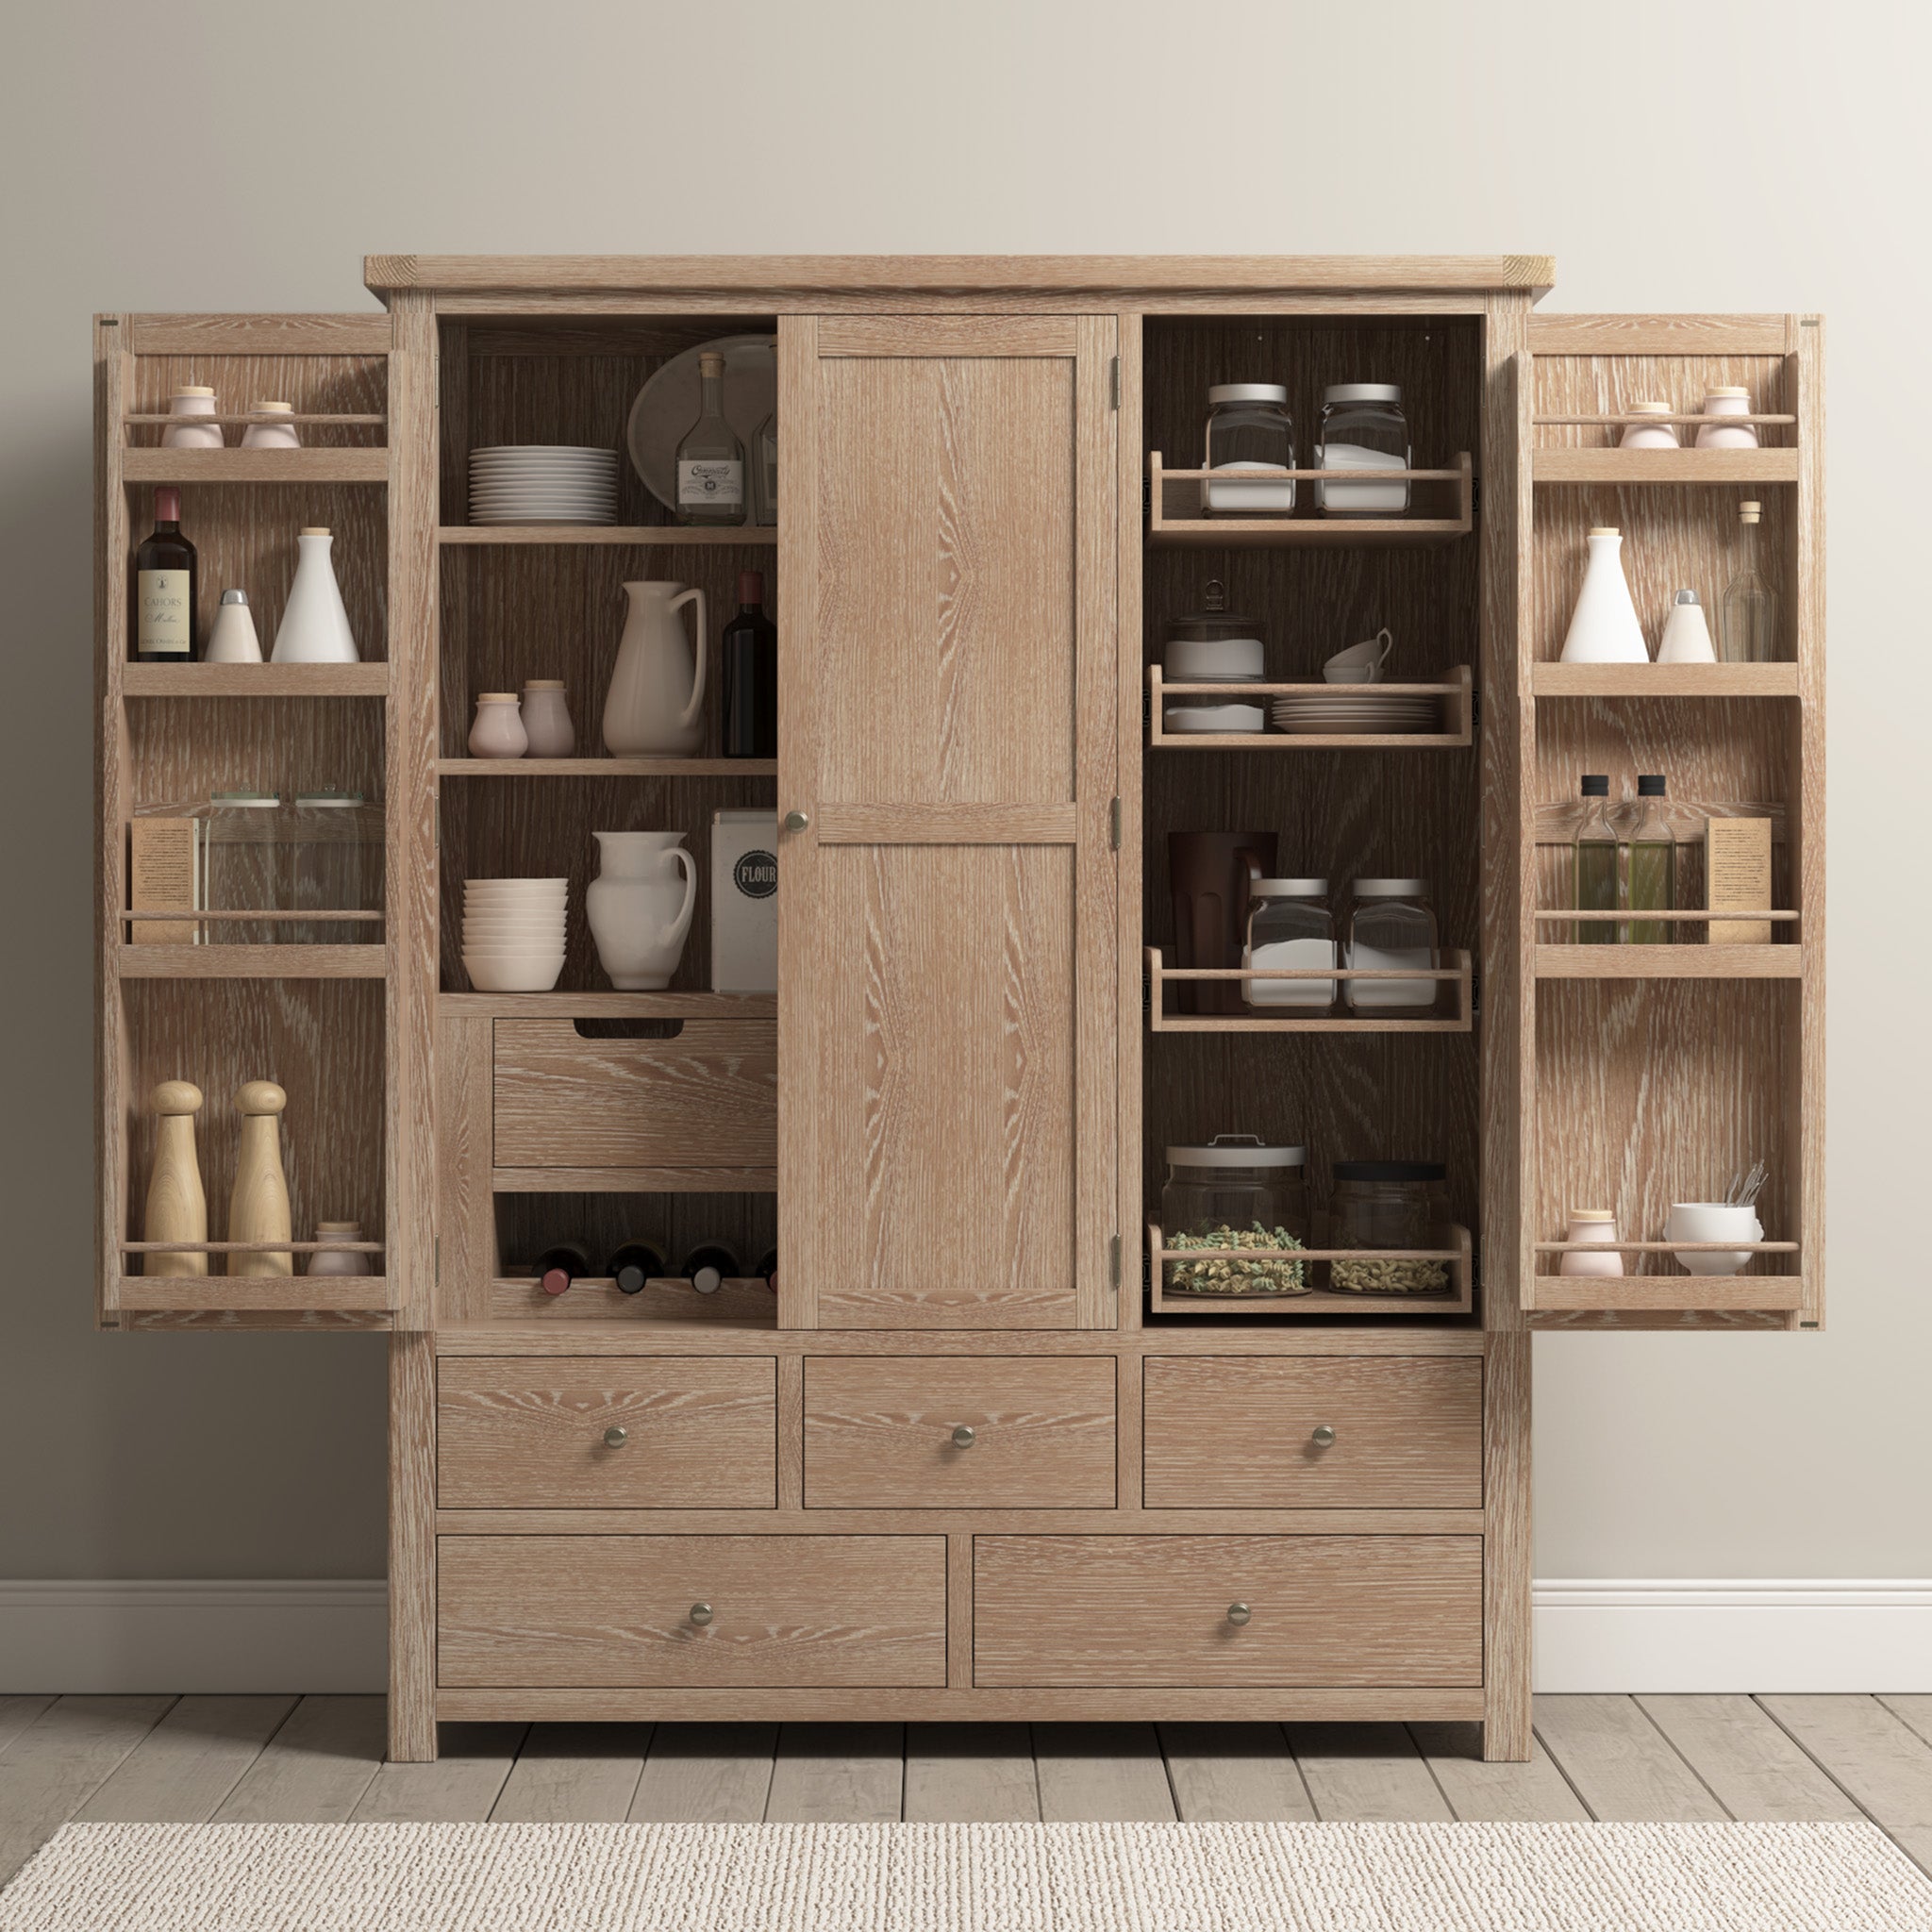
[
  {"left": 0, "top": 1696, "right": 176, "bottom": 1884},
  {"left": 1759, "top": 1695, "right": 1932, "bottom": 1873},
  {"left": 74, "top": 1696, "right": 295, "bottom": 1823},
  {"left": 629, "top": 1723, "right": 775, "bottom": 1824},
  {"left": 1639, "top": 1695, "right": 1864, "bottom": 1822},
  {"left": 905, "top": 1723, "right": 1038, "bottom": 1823},
  {"left": 1035, "top": 1724, "right": 1176, "bottom": 1822},
  {"left": 765, "top": 1723, "right": 904, "bottom": 1823},
  {"left": 213, "top": 1696, "right": 387, "bottom": 1823},
  {"left": 1159, "top": 1723, "right": 1314, "bottom": 1822},
  {"left": 1534, "top": 1694, "right": 1728, "bottom": 1822},
  {"left": 1286, "top": 1722, "right": 1453, "bottom": 1822},
  {"left": 349, "top": 1722, "right": 526, "bottom": 1823},
  {"left": 491, "top": 1723, "right": 651, "bottom": 1823},
  {"left": 1408, "top": 1722, "right": 1591, "bottom": 1822}
]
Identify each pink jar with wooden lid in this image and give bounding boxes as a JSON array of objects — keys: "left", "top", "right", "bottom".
[{"left": 1558, "top": 1208, "right": 1624, "bottom": 1276}]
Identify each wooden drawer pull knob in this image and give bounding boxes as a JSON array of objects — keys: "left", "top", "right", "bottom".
[
  {"left": 1310, "top": 1424, "right": 1337, "bottom": 1448},
  {"left": 1226, "top": 1602, "right": 1252, "bottom": 1627},
  {"left": 603, "top": 1426, "right": 629, "bottom": 1448},
  {"left": 950, "top": 1424, "right": 976, "bottom": 1449},
  {"left": 689, "top": 1601, "right": 714, "bottom": 1627}
]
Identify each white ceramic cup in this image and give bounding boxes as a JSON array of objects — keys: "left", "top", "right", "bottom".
[
  {"left": 1324, "top": 627, "right": 1393, "bottom": 684},
  {"left": 1666, "top": 1202, "right": 1763, "bottom": 1275}
]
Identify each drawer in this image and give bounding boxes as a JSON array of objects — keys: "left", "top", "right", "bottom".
[
  {"left": 1142, "top": 1357, "right": 1482, "bottom": 1510},
  {"left": 805, "top": 1357, "right": 1115, "bottom": 1508},
  {"left": 438, "top": 1534, "right": 947, "bottom": 1688},
  {"left": 974, "top": 1534, "right": 1482, "bottom": 1687},
  {"left": 492, "top": 1016, "right": 776, "bottom": 1170},
  {"left": 438, "top": 1357, "right": 776, "bottom": 1509}
]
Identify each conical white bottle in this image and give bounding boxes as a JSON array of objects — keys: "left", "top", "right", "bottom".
[
  {"left": 272, "top": 526, "right": 358, "bottom": 663},
  {"left": 1559, "top": 526, "right": 1650, "bottom": 665}
]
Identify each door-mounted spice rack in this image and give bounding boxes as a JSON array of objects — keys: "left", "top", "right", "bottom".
[
  {"left": 1144, "top": 948, "right": 1474, "bottom": 1034},
  {"left": 1146, "top": 666, "right": 1473, "bottom": 748},
  {"left": 1146, "top": 452, "right": 1474, "bottom": 547},
  {"left": 1145, "top": 1222, "right": 1474, "bottom": 1317}
]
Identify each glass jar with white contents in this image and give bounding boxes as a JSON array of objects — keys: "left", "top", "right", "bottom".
[
  {"left": 1342, "top": 878, "right": 1439, "bottom": 1013},
  {"left": 1316, "top": 384, "right": 1410, "bottom": 514},
  {"left": 1202, "top": 384, "right": 1296, "bottom": 514},
  {"left": 1242, "top": 879, "right": 1336, "bottom": 1012}
]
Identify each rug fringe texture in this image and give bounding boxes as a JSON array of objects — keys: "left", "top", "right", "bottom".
[{"left": 3, "top": 1820, "right": 1927, "bottom": 1931}]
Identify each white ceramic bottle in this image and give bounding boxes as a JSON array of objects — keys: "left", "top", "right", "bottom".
[
  {"left": 205, "top": 589, "right": 264, "bottom": 664},
  {"left": 1558, "top": 526, "right": 1650, "bottom": 664},
  {"left": 468, "top": 694, "right": 527, "bottom": 758},
  {"left": 1656, "top": 589, "right": 1717, "bottom": 664},
  {"left": 603, "top": 581, "right": 707, "bottom": 756},
  {"left": 586, "top": 831, "right": 698, "bottom": 990},
  {"left": 272, "top": 527, "right": 359, "bottom": 663}
]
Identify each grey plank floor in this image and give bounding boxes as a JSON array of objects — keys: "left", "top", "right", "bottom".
[{"left": 3, "top": 1696, "right": 1929, "bottom": 1884}]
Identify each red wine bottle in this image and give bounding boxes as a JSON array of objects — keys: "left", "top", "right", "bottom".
[
  {"left": 534, "top": 1242, "right": 590, "bottom": 1297},
  {"left": 608, "top": 1241, "right": 668, "bottom": 1296},
  {"left": 133, "top": 487, "right": 198, "bottom": 661},
  {"left": 753, "top": 1248, "right": 778, "bottom": 1293},
  {"left": 681, "top": 1242, "right": 740, "bottom": 1295},
  {"left": 721, "top": 571, "right": 777, "bottom": 758}
]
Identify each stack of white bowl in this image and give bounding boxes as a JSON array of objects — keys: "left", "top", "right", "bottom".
[
  {"left": 469, "top": 446, "right": 619, "bottom": 525},
  {"left": 463, "top": 878, "right": 567, "bottom": 991}
]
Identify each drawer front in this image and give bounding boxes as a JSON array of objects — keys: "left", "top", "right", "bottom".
[
  {"left": 1142, "top": 1357, "right": 1482, "bottom": 1509},
  {"left": 974, "top": 1534, "right": 1483, "bottom": 1688},
  {"left": 438, "top": 1357, "right": 776, "bottom": 1509},
  {"left": 492, "top": 1017, "right": 776, "bottom": 1170},
  {"left": 438, "top": 1534, "right": 947, "bottom": 1688},
  {"left": 806, "top": 1356, "right": 1116, "bottom": 1508}
]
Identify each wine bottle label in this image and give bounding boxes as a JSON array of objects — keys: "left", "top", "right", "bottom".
[
  {"left": 678, "top": 458, "right": 743, "bottom": 507},
  {"left": 138, "top": 570, "right": 191, "bottom": 655}
]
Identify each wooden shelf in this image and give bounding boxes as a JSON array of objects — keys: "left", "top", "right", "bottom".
[
  {"left": 1146, "top": 947, "right": 1473, "bottom": 1033},
  {"left": 122, "top": 662, "right": 386, "bottom": 697},
  {"left": 123, "top": 448, "right": 389, "bottom": 484},
  {"left": 438, "top": 525, "right": 776, "bottom": 546},
  {"left": 116, "top": 944, "right": 387, "bottom": 980},
  {"left": 1527, "top": 1274, "right": 1806, "bottom": 1313},
  {"left": 1531, "top": 447, "right": 1798, "bottom": 485},
  {"left": 439, "top": 757, "right": 775, "bottom": 778},
  {"left": 1147, "top": 1223, "right": 1474, "bottom": 1318},
  {"left": 491, "top": 1167, "right": 777, "bottom": 1194},
  {"left": 1532, "top": 663, "right": 1798, "bottom": 698},
  {"left": 1146, "top": 452, "right": 1474, "bottom": 547},
  {"left": 1147, "top": 665, "right": 1474, "bottom": 748},
  {"left": 1534, "top": 943, "right": 1803, "bottom": 980},
  {"left": 439, "top": 991, "right": 775, "bottom": 1020},
  {"left": 486, "top": 1275, "right": 775, "bottom": 1325},
  {"left": 114, "top": 1274, "right": 394, "bottom": 1315}
]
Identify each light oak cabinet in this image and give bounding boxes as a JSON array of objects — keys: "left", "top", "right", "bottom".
[{"left": 92, "top": 258, "right": 1824, "bottom": 1762}]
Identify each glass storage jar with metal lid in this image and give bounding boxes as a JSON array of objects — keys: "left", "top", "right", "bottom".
[
  {"left": 1242, "top": 879, "right": 1336, "bottom": 1011},
  {"left": 288, "top": 789, "right": 384, "bottom": 944},
  {"left": 1316, "top": 383, "right": 1410, "bottom": 514},
  {"left": 1160, "top": 580, "right": 1267, "bottom": 733},
  {"left": 1202, "top": 383, "right": 1296, "bottom": 514},
  {"left": 1160, "top": 1136, "right": 1309, "bottom": 1296},
  {"left": 1328, "top": 1160, "right": 1451, "bottom": 1295},
  {"left": 1342, "top": 877, "right": 1439, "bottom": 1013}
]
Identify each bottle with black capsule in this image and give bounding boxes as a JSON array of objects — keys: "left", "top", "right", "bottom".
[{"left": 607, "top": 1240, "right": 669, "bottom": 1296}]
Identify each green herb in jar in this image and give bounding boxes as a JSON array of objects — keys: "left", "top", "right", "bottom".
[{"left": 1165, "top": 1222, "right": 1308, "bottom": 1296}]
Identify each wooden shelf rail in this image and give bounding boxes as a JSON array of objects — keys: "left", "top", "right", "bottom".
[
  {"left": 1145, "top": 947, "right": 1473, "bottom": 1033},
  {"left": 1146, "top": 452, "right": 1474, "bottom": 547},
  {"left": 1146, "top": 1222, "right": 1474, "bottom": 1317},
  {"left": 1147, "top": 664, "right": 1473, "bottom": 748}
]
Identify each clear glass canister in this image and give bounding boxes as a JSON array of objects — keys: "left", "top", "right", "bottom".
[
  {"left": 1328, "top": 1160, "right": 1450, "bottom": 1295},
  {"left": 131, "top": 791, "right": 283, "bottom": 942},
  {"left": 1203, "top": 383, "right": 1296, "bottom": 514},
  {"left": 1160, "top": 1136, "right": 1309, "bottom": 1295},
  {"left": 289, "top": 790, "right": 384, "bottom": 943},
  {"left": 1316, "top": 383, "right": 1410, "bottom": 514},
  {"left": 1343, "top": 877, "right": 1438, "bottom": 1013},
  {"left": 1242, "top": 879, "right": 1335, "bottom": 1011}
]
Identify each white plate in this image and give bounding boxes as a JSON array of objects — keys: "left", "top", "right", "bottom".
[
  {"left": 471, "top": 445, "right": 618, "bottom": 460},
  {"left": 469, "top": 495, "right": 618, "bottom": 510},
  {"left": 469, "top": 511, "right": 618, "bottom": 525},
  {"left": 1165, "top": 703, "right": 1267, "bottom": 733},
  {"left": 626, "top": 334, "right": 777, "bottom": 514}
]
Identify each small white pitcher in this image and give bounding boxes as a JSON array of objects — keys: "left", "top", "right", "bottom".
[
  {"left": 585, "top": 831, "right": 697, "bottom": 990},
  {"left": 604, "top": 580, "right": 708, "bottom": 756}
]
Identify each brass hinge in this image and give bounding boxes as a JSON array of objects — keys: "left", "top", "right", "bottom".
[
  {"left": 1470, "top": 689, "right": 1481, "bottom": 732},
  {"left": 1109, "top": 1234, "right": 1122, "bottom": 1289},
  {"left": 1109, "top": 796, "right": 1122, "bottom": 849},
  {"left": 1109, "top": 357, "right": 1120, "bottom": 410}
]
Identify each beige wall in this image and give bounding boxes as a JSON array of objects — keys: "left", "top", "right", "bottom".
[{"left": 1, "top": 0, "right": 1921, "bottom": 1581}]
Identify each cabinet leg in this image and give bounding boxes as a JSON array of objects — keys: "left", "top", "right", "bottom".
[
  {"left": 388, "top": 1330, "right": 437, "bottom": 1761},
  {"left": 1483, "top": 1330, "right": 1532, "bottom": 1762}
]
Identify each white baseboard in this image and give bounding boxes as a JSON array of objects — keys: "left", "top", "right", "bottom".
[{"left": 3, "top": 1577, "right": 1928, "bottom": 1696}]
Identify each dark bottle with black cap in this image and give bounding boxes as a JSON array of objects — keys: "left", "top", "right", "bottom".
[
  {"left": 607, "top": 1241, "right": 669, "bottom": 1296},
  {"left": 721, "top": 572, "right": 777, "bottom": 758}
]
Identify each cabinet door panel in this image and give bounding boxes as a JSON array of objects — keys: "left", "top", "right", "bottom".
[{"left": 779, "top": 314, "right": 1118, "bottom": 1330}]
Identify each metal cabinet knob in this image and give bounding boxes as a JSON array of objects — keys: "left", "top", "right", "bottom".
[
  {"left": 603, "top": 1426, "right": 628, "bottom": 1448},
  {"left": 1226, "top": 1602, "right": 1252, "bottom": 1626},
  {"left": 1310, "top": 1424, "right": 1337, "bottom": 1448},
  {"left": 689, "top": 1601, "right": 714, "bottom": 1627},
  {"left": 951, "top": 1424, "right": 976, "bottom": 1449},
  {"left": 783, "top": 809, "right": 810, "bottom": 833}
]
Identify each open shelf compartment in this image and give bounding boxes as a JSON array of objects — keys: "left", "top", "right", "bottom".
[{"left": 1147, "top": 1222, "right": 1474, "bottom": 1317}]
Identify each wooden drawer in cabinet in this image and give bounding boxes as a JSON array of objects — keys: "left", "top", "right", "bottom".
[
  {"left": 437, "top": 1357, "right": 776, "bottom": 1509},
  {"left": 805, "top": 1356, "right": 1116, "bottom": 1508},
  {"left": 438, "top": 1534, "right": 947, "bottom": 1688},
  {"left": 1142, "top": 1357, "right": 1482, "bottom": 1510},
  {"left": 974, "top": 1534, "right": 1483, "bottom": 1688},
  {"left": 491, "top": 1016, "right": 776, "bottom": 1170}
]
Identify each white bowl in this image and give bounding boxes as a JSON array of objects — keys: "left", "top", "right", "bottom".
[
  {"left": 463, "top": 944, "right": 568, "bottom": 963},
  {"left": 466, "top": 880, "right": 567, "bottom": 895},
  {"left": 463, "top": 926, "right": 567, "bottom": 943},
  {"left": 1666, "top": 1202, "right": 1763, "bottom": 1275},
  {"left": 1163, "top": 635, "right": 1265, "bottom": 682},
  {"left": 463, "top": 956, "right": 566, "bottom": 993},
  {"left": 1164, "top": 702, "right": 1266, "bottom": 734}
]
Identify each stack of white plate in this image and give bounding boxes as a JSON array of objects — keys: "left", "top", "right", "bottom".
[
  {"left": 1271, "top": 691, "right": 1442, "bottom": 736},
  {"left": 463, "top": 878, "right": 567, "bottom": 991},
  {"left": 469, "top": 447, "right": 619, "bottom": 525}
]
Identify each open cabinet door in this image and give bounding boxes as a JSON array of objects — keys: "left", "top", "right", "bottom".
[
  {"left": 776, "top": 315, "right": 1119, "bottom": 1329},
  {"left": 1516, "top": 313, "right": 1823, "bottom": 1329}
]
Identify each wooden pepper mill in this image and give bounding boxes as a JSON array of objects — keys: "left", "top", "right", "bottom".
[
  {"left": 142, "top": 1080, "right": 208, "bottom": 1277},
  {"left": 228, "top": 1079, "right": 292, "bottom": 1276}
]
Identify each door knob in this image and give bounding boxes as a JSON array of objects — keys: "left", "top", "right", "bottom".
[
  {"left": 689, "top": 1601, "right": 714, "bottom": 1626},
  {"left": 603, "top": 1425, "right": 628, "bottom": 1448},
  {"left": 951, "top": 1424, "right": 976, "bottom": 1449},
  {"left": 1310, "top": 1424, "right": 1337, "bottom": 1448},
  {"left": 1226, "top": 1602, "right": 1252, "bottom": 1626},
  {"left": 783, "top": 809, "right": 810, "bottom": 833}
]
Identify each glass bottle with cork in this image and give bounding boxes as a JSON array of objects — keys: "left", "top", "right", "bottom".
[
  {"left": 1721, "top": 500, "right": 1777, "bottom": 662},
  {"left": 132, "top": 488, "right": 198, "bottom": 661},
  {"left": 675, "top": 352, "right": 745, "bottom": 526}
]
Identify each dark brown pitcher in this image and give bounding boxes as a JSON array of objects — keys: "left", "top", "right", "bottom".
[{"left": 1168, "top": 831, "right": 1278, "bottom": 1015}]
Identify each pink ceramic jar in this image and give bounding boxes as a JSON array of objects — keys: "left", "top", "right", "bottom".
[
  {"left": 240, "top": 401, "right": 302, "bottom": 450},
  {"left": 469, "top": 693, "right": 528, "bottom": 758},
  {"left": 1695, "top": 388, "right": 1759, "bottom": 450},
  {"left": 1619, "top": 401, "right": 1680, "bottom": 450},
  {"left": 161, "top": 387, "right": 223, "bottom": 449},
  {"left": 306, "top": 1221, "right": 372, "bottom": 1277},
  {"left": 1557, "top": 1208, "right": 1624, "bottom": 1276},
  {"left": 520, "top": 679, "right": 575, "bottom": 757}
]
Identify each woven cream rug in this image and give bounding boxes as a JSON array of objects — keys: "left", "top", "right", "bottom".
[{"left": 4, "top": 1821, "right": 1927, "bottom": 1930}]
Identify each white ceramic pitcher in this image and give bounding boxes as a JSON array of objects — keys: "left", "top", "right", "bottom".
[
  {"left": 272, "top": 526, "right": 359, "bottom": 663},
  {"left": 1558, "top": 526, "right": 1650, "bottom": 665},
  {"left": 585, "top": 831, "right": 698, "bottom": 990},
  {"left": 604, "top": 580, "right": 708, "bottom": 756}
]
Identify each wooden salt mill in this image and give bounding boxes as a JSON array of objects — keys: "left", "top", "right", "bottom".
[
  {"left": 228, "top": 1079, "right": 292, "bottom": 1276},
  {"left": 142, "top": 1080, "right": 208, "bottom": 1276}
]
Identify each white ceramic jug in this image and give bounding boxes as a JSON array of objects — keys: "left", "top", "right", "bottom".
[
  {"left": 586, "top": 831, "right": 698, "bottom": 990},
  {"left": 272, "top": 526, "right": 359, "bottom": 662},
  {"left": 1558, "top": 526, "right": 1650, "bottom": 664},
  {"left": 603, "top": 580, "right": 708, "bottom": 756}
]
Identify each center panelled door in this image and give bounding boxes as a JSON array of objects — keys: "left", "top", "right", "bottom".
[{"left": 777, "top": 315, "right": 1119, "bottom": 1329}]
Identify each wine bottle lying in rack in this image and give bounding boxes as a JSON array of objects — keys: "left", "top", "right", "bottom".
[
  {"left": 753, "top": 1248, "right": 778, "bottom": 1293},
  {"left": 608, "top": 1241, "right": 668, "bottom": 1296},
  {"left": 535, "top": 1242, "right": 590, "bottom": 1297},
  {"left": 681, "top": 1242, "right": 741, "bottom": 1295}
]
